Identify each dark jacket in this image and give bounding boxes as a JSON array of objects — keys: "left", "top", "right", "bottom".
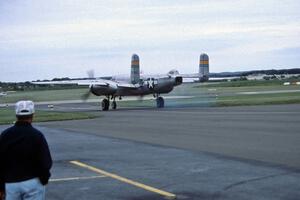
[{"left": 0, "top": 121, "right": 52, "bottom": 191}]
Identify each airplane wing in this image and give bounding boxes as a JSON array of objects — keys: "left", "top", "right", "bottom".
[
  {"left": 31, "top": 79, "right": 141, "bottom": 89},
  {"left": 31, "top": 79, "right": 109, "bottom": 86}
]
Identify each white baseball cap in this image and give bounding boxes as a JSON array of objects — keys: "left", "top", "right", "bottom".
[{"left": 15, "top": 100, "right": 35, "bottom": 116}]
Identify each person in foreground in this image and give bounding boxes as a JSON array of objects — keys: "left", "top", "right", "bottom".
[{"left": 0, "top": 100, "right": 52, "bottom": 200}]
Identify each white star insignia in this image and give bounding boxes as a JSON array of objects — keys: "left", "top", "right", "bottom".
[{"left": 148, "top": 79, "right": 154, "bottom": 89}]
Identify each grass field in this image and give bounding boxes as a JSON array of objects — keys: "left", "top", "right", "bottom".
[
  {"left": 0, "top": 108, "right": 97, "bottom": 125},
  {"left": 170, "top": 80, "right": 300, "bottom": 107},
  {"left": 216, "top": 92, "right": 300, "bottom": 106},
  {"left": 0, "top": 89, "right": 94, "bottom": 104}
]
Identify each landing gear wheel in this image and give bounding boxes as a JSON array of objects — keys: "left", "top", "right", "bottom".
[
  {"left": 112, "top": 101, "right": 117, "bottom": 110},
  {"left": 102, "top": 99, "right": 110, "bottom": 111},
  {"left": 156, "top": 97, "right": 164, "bottom": 108}
]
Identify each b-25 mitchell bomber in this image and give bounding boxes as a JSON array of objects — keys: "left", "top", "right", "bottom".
[{"left": 33, "top": 54, "right": 183, "bottom": 111}]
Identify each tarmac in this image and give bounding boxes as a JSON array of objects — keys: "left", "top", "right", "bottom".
[{"left": 1, "top": 104, "right": 300, "bottom": 199}]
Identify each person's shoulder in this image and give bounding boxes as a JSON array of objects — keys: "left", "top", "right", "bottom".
[
  {"left": 0, "top": 125, "right": 15, "bottom": 138},
  {"left": 30, "top": 125, "right": 42, "bottom": 134},
  {"left": 30, "top": 126, "right": 46, "bottom": 138}
]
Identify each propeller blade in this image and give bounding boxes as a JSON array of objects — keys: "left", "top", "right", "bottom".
[
  {"left": 81, "top": 90, "right": 91, "bottom": 101},
  {"left": 87, "top": 69, "right": 95, "bottom": 79}
]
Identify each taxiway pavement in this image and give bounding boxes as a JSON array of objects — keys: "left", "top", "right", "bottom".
[
  {"left": 1, "top": 104, "right": 300, "bottom": 199},
  {"left": 41, "top": 104, "right": 300, "bottom": 169}
]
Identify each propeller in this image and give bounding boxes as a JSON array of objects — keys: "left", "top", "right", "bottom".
[
  {"left": 87, "top": 69, "right": 95, "bottom": 79},
  {"left": 81, "top": 69, "right": 95, "bottom": 101},
  {"left": 81, "top": 88, "right": 92, "bottom": 101}
]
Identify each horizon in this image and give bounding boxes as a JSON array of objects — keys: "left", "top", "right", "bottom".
[{"left": 1, "top": 68, "right": 299, "bottom": 83}]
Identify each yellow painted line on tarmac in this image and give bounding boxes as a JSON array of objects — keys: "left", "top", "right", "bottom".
[
  {"left": 70, "top": 160, "right": 176, "bottom": 199},
  {"left": 50, "top": 175, "right": 106, "bottom": 182}
]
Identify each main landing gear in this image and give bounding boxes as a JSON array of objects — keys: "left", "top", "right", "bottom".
[
  {"left": 101, "top": 96, "right": 117, "bottom": 111},
  {"left": 153, "top": 94, "right": 164, "bottom": 108},
  {"left": 156, "top": 96, "right": 164, "bottom": 108}
]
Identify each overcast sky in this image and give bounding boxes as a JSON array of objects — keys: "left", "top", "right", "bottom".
[{"left": 0, "top": 0, "right": 299, "bottom": 82}]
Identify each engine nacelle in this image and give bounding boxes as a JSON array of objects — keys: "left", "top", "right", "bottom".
[{"left": 90, "top": 84, "right": 117, "bottom": 96}]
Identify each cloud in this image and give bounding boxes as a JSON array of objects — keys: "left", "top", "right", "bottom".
[{"left": 0, "top": 0, "right": 299, "bottom": 81}]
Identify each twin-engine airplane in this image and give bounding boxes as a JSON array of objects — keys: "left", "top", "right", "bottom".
[{"left": 33, "top": 54, "right": 183, "bottom": 111}]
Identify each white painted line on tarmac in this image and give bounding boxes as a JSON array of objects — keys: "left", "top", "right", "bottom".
[
  {"left": 160, "top": 110, "right": 300, "bottom": 115},
  {"left": 70, "top": 160, "right": 176, "bottom": 199},
  {"left": 238, "top": 90, "right": 300, "bottom": 95},
  {"left": 50, "top": 175, "right": 106, "bottom": 182}
]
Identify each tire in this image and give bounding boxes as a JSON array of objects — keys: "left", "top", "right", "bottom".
[
  {"left": 156, "top": 97, "right": 164, "bottom": 108},
  {"left": 112, "top": 101, "right": 117, "bottom": 110},
  {"left": 102, "top": 99, "right": 109, "bottom": 111}
]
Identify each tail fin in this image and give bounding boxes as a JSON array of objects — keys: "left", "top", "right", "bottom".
[
  {"left": 199, "top": 53, "right": 209, "bottom": 82},
  {"left": 131, "top": 54, "right": 140, "bottom": 84}
]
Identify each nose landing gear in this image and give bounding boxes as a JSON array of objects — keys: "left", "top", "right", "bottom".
[
  {"left": 102, "top": 96, "right": 117, "bottom": 111},
  {"left": 101, "top": 99, "right": 110, "bottom": 111},
  {"left": 112, "top": 101, "right": 117, "bottom": 110}
]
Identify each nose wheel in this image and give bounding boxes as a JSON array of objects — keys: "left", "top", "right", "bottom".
[
  {"left": 102, "top": 97, "right": 117, "bottom": 111},
  {"left": 156, "top": 96, "right": 164, "bottom": 108}
]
